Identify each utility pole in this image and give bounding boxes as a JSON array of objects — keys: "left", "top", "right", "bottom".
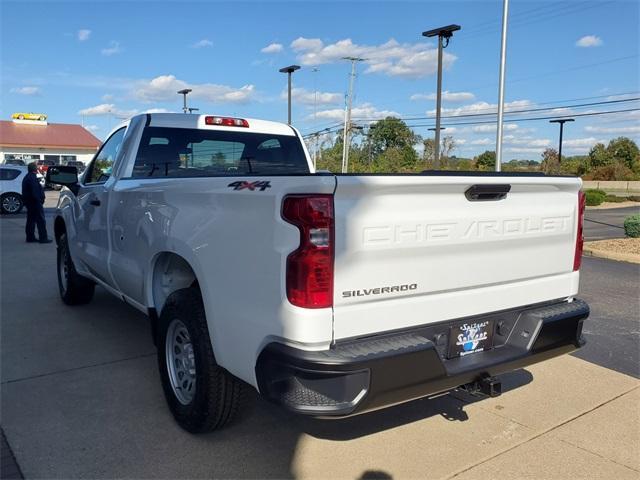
[
  {"left": 279, "top": 65, "right": 300, "bottom": 125},
  {"left": 341, "top": 57, "right": 365, "bottom": 173},
  {"left": 423, "top": 24, "right": 461, "bottom": 169},
  {"left": 495, "top": 0, "right": 510, "bottom": 171},
  {"left": 178, "top": 88, "right": 192, "bottom": 114},
  {"left": 550, "top": 118, "right": 574, "bottom": 164}
]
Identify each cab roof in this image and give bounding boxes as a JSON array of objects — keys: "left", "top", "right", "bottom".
[{"left": 135, "top": 113, "right": 296, "bottom": 136}]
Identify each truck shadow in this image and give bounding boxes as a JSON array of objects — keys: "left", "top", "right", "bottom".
[{"left": 280, "top": 368, "right": 533, "bottom": 441}]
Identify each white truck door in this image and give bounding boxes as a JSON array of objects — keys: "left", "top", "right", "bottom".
[{"left": 74, "top": 127, "right": 126, "bottom": 286}]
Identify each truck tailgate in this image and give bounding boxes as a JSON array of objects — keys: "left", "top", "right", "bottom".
[{"left": 332, "top": 175, "right": 582, "bottom": 340}]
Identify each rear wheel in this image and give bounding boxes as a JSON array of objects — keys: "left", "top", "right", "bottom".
[
  {"left": 57, "top": 233, "right": 95, "bottom": 305},
  {"left": 157, "top": 287, "right": 245, "bottom": 433},
  {"left": 1, "top": 193, "right": 23, "bottom": 214}
]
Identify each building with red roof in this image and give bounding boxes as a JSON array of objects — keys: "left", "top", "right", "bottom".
[{"left": 0, "top": 118, "right": 101, "bottom": 166}]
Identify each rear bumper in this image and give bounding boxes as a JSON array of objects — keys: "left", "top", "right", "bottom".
[{"left": 255, "top": 298, "right": 589, "bottom": 417}]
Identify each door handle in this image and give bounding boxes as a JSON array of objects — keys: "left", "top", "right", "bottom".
[
  {"left": 90, "top": 199, "right": 101, "bottom": 206},
  {"left": 465, "top": 184, "right": 511, "bottom": 201}
]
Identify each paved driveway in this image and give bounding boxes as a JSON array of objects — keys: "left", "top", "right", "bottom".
[
  {"left": 1, "top": 198, "right": 638, "bottom": 479},
  {"left": 584, "top": 205, "right": 640, "bottom": 241}
]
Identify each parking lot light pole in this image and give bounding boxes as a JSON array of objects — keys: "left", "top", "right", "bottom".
[
  {"left": 279, "top": 65, "right": 301, "bottom": 125},
  {"left": 178, "top": 89, "right": 192, "bottom": 114},
  {"left": 422, "top": 24, "right": 461, "bottom": 169},
  {"left": 550, "top": 118, "right": 575, "bottom": 164}
]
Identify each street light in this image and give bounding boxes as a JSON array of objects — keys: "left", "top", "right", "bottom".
[
  {"left": 279, "top": 65, "right": 300, "bottom": 125},
  {"left": 550, "top": 118, "right": 575, "bottom": 164},
  {"left": 422, "top": 24, "right": 461, "bottom": 169},
  {"left": 188, "top": 107, "right": 200, "bottom": 114},
  {"left": 177, "top": 88, "right": 192, "bottom": 114}
]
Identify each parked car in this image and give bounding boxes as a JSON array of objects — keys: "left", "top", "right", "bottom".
[
  {"left": 0, "top": 166, "right": 45, "bottom": 214},
  {"left": 3, "top": 159, "right": 26, "bottom": 166},
  {"left": 49, "top": 113, "right": 589, "bottom": 433},
  {"left": 63, "top": 160, "right": 86, "bottom": 174},
  {"left": 36, "top": 159, "right": 57, "bottom": 176},
  {"left": 12, "top": 112, "right": 47, "bottom": 121}
]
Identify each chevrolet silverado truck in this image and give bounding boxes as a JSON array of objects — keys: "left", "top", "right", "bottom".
[{"left": 47, "top": 113, "right": 589, "bottom": 433}]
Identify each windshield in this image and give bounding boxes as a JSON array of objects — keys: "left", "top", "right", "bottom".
[{"left": 132, "top": 126, "right": 310, "bottom": 178}]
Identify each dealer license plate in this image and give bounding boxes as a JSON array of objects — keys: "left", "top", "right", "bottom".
[{"left": 448, "top": 320, "right": 494, "bottom": 358}]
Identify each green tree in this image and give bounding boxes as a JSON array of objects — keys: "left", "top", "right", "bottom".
[
  {"left": 541, "top": 148, "right": 560, "bottom": 174},
  {"left": 588, "top": 143, "right": 609, "bottom": 168},
  {"left": 368, "top": 117, "right": 421, "bottom": 156},
  {"left": 607, "top": 137, "right": 640, "bottom": 170},
  {"left": 474, "top": 150, "right": 496, "bottom": 170}
]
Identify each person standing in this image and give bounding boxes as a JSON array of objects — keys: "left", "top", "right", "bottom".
[{"left": 22, "top": 162, "right": 52, "bottom": 244}]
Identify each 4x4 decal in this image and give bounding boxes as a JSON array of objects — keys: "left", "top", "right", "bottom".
[{"left": 227, "top": 180, "right": 272, "bottom": 192}]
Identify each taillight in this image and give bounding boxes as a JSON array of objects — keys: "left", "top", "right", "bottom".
[
  {"left": 204, "top": 116, "right": 249, "bottom": 127},
  {"left": 574, "top": 191, "right": 586, "bottom": 271},
  {"left": 282, "top": 195, "right": 334, "bottom": 308}
]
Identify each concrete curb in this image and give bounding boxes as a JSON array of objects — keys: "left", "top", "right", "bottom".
[{"left": 583, "top": 246, "right": 640, "bottom": 264}]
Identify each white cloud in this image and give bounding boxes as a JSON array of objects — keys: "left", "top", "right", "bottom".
[
  {"left": 576, "top": 35, "right": 602, "bottom": 48},
  {"left": 290, "top": 37, "right": 456, "bottom": 78},
  {"left": 261, "top": 43, "right": 283, "bottom": 54},
  {"left": 284, "top": 87, "right": 342, "bottom": 106},
  {"left": 10, "top": 86, "right": 41, "bottom": 96},
  {"left": 470, "top": 138, "right": 493, "bottom": 146},
  {"left": 506, "top": 147, "right": 547, "bottom": 154},
  {"left": 102, "top": 94, "right": 114, "bottom": 102},
  {"left": 77, "top": 29, "right": 91, "bottom": 41},
  {"left": 431, "top": 99, "right": 533, "bottom": 117},
  {"left": 84, "top": 124, "right": 99, "bottom": 133},
  {"left": 78, "top": 103, "right": 115, "bottom": 116},
  {"left": 291, "top": 37, "right": 324, "bottom": 52},
  {"left": 191, "top": 39, "right": 213, "bottom": 49},
  {"left": 472, "top": 123, "right": 519, "bottom": 133},
  {"left": 563, "top": 137, "right": 600, "bottom": 148},
  {"left": 584, "top": 125, "right": 640, "bottom": 135},
  {"left": 503, "top": 134, "right": 551, "bottom": 148},
  {"left": 141, "top": 108, "right": 174, "bottom": 114},
  {"left": 312, "top": 102, "right": 399, "bottom": 122},
  {"left": 77, "top": 103, "right": 137, "bottom": 117},
  {"left": 134, "top": 75, "right": 255, "bottom": 104},
  {"left": 410, "top": 91, "right": 475, "bottom": 102},
  {"left": 101, "top": 41, "right": 122, "bottom": 56}
]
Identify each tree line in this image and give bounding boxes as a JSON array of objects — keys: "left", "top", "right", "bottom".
[{"left": 311, "top": 116, "right": 640, "bottom": 180}]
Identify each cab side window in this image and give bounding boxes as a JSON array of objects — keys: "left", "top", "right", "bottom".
[{"left": 85, "top": 128, "right": 126, "bottom": 184}]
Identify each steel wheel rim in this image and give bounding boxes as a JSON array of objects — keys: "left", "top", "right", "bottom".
[
  {"left": 59, "top": 247, "right": 68, "bottom": 293},
  {"left": 2, "top": 196, "right": 20, "bottom": 213},
  {"left": 165, "top": 319, "right": 196, "bottom": 405}
]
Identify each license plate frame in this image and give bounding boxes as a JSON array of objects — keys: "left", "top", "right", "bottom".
[{"left": 447, "top": 320, "right": 495, "bottom": 359}]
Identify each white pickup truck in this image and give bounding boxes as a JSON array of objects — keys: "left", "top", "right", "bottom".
[{"left": 48, "top": 113, "right": 589, "bottom": 433}]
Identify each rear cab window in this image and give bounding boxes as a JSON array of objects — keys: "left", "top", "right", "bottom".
[{"left": 131, "top": 127, "right": 310, "bottom": 178}]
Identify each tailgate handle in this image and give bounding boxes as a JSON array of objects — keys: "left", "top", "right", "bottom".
[{"left": 465, "top": 184, "right": 511, "bottom": 201}]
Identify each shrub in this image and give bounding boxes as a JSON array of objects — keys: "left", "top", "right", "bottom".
[
  {"left": 624, "top": 214, "right": 640, "bottom": 238},
  {"left": 627, "top": 195, "right": 640, "bottom": 202},
  {"left": 604, "top": 195, "right": 627, "bottom": 203},
  {"left": 584, "top": 189, "right": 607, "bottom": 206}
]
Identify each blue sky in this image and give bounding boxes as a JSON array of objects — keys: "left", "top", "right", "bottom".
[{"left": 2, "top": 0, "right": 639, "bottom": 160}]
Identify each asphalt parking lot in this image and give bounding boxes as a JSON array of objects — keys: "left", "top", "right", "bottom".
[
  {"left": 584, "top": 205, "right": 640, "bottom": 241},
  {"left": 1, "top": 193, "right": 639, "bottom": 479}
]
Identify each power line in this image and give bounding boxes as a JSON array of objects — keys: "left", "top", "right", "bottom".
[
  {"left": 303, "top": 97, "right": 640, "bottom": 135},
  {"left": 404, "top": 108, "right": 640, "bottom": 129},
  {"left": 302, "top": 107, "right": 640, "bottom": 138},
  {"left": 302, "top": 87, "right": 640, "bottom": 134},
  {"left": 352, "top": 97, "right": 640, "bottom": 122}
]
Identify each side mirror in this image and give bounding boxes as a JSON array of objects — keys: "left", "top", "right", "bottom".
[{"left": 46, "top": 166, "right": 79, "bottom": 193}]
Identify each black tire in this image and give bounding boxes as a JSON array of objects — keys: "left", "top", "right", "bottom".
[
  {"left": 1, "top": 193, "right": 23, "bottom": 214},
  {"left": 157, "top": 287, "right": 245, "bottom": 433},
  {"left": 57, "top": 233, "right": 95, "bottom": 305}
]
